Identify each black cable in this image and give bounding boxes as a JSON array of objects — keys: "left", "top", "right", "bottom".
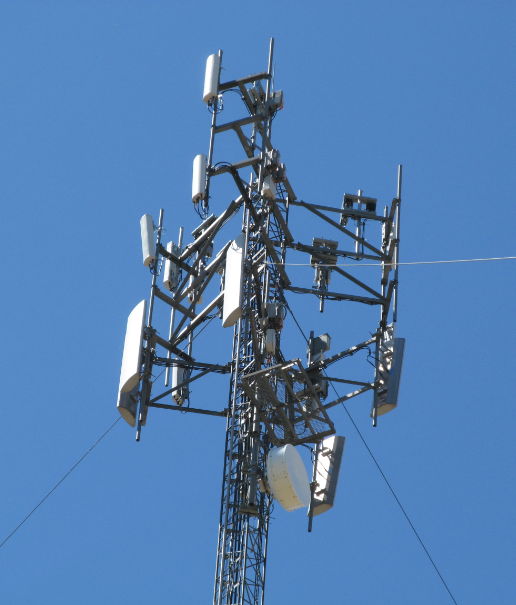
[
  {"left": 0, "top": 417, "right": 122, "bottom": 550},
  {"left": 284, "top": 299, "right": 458, "bottom": 604},
  {"left": 332, "top": 379, "right": 458, "bottom": 603}
]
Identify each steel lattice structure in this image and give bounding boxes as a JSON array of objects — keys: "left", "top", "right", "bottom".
[{"left": 117, "top": 38, "right": 404, "bottom": 605}]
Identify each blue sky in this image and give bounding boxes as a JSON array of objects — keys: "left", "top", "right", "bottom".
[{"left": 1, "top": 2, "right": 515, "bottom": 603}]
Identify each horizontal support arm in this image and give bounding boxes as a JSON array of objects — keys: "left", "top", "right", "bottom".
[
  {"left": 324, "top": 384, "right": 375, "bottom": 410},
  {"left": 310, "top": 250, "right": 385, "bottom": 302},
  {"left": 317, "top": 376, "right": 372, "bottom": 387},
  {"left": 286, "top": 285, "right": 382, "bottom": 305},
  {"left": 148, "top": 402, "right": 227, "bottom": 417},
  {"left": 149, "top": 365, "right": 222, "bottom": 404},
  {"left": 290, "top": 241, "right": 383, "bottom": 262},
  {"left": 214, "top": 114, "right": 264, "bottom": 135},
  {"left": 291, "top": 201, "right": 388, "bottom": 260},
  {"left": 211, "top": 156, "right": 261, "bottom": 176},
  {"left": 153, "top": 334, "right": 194, "bottom": 362},
  {"left": 309, "top": 335, "right": 377, "bottom": 371},
  {"left": 219, "top": 72, "right": 270, "bottom": 91}
]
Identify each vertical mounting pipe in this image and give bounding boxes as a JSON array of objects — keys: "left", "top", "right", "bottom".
[
  {"left": 257, "top": 38, "right": 275, "bottom": 199},
  {"left": 165, "top": 226, "right": 184, "bottom": 387},
  {"left": 355, "top": 189, "right": 363, "bottom": 259},
  {"left": 136, "top": 208, "right": 164, "bottom": 441},
  {"left": 372, "top": 330, "right": 381, "bottom": 427},
  {"left": 308, "top": 441, "right": 320, "bottom": 532},
  {"left": 205, "top": 49, "right": 223, "bottom": 209},
  {"left": 393, "top": 165, "right": 402, "bottom": 323}
]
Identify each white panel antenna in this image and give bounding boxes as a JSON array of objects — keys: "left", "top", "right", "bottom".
[
  {"left": 140, "top": 214, "right": 156, "bottom": 267},
  {"left": 265, "top": 445, "right": 310, "bottom": 512},
  {"left": 310, "top": 435, "right": 345, "bottom": 517},
  {"left": 380, "top": 337, "right": 405, "bottom": 414},
  {"left": 163, "top": 241, "right": 181, "bottom": 291},
  {"left": 222, "top": 233, "right": 245, "bottom": 328},
  {"left": 192, "top": 154, "right": 207, "bottom": 203},
  {"left": 372, "top": 325, "right": 406, "bottom": 417},
  {"left": 203, "top": 53, "right": 221, "bottom": 104},
  {"left": 117, "top": 299, "right": 147, "bottom": 424}
]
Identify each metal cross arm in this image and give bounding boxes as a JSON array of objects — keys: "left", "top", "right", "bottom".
[
  {"left": 286, "top": 285, "right": 383, "bottom": 306},
  {"left": 308, "top": 249, "right": 386, "bottom": 302},
  {"left": 291, "top": 200, "right": 389, "bottom": 260},
  {"left": 148, "top": 402, "right": 228, "bottom": 418},
  {"left": 149, "top": 364, "right": 229, "bottom": 405},
  {"left": 290, "top": 241, "right": 384, "bottom": 262},
  {"left": 324, "top": 383, "right": 376, "bottom": 410},
  {"left": 308, "top": 335, "right": 378, "bottom": 371},
  {"left": 313, "top": 376, "right": 372, "bottom": 388},
  {"left": 218, "top": 71, "right": 270, "bottom": 92},
  {"left": 210, "top": 157, "right": 261, "bottom": 176},
  {"left": 214, "top": 114, "right": 265, "bottom": 135},
  {"left": 152, "top": 357, "right": 231, "bottom": 373}
]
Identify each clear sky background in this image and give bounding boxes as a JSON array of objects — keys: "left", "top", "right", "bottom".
[{"left": 1, "top": 1, "right": 515, "bottom": 604}]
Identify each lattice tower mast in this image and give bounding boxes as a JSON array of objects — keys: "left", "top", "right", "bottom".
[
  {"left": 117, "top": 37, "right": 404, "bottom": 605},
  {"left": 211, "top": 40, "right": 288, "bottom": 605}
]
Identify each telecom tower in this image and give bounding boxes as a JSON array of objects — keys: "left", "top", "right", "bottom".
[{"left": 116, "top": 39, "right": 405, "bottom": 605}]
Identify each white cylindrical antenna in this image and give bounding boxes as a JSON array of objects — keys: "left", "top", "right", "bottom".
[
  {"left": 140, "top": 214, "right": 156, "bottom": 267},
  {"left": 203, "top": 53, "right": 221, "bottom": 104},
  {"left": 192, "top": 153, "right": 207, "bottom": 203}
]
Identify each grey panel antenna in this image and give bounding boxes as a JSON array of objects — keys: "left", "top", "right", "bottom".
[{"left": 310, "top": 435, "right": 345, "bottom": 517}]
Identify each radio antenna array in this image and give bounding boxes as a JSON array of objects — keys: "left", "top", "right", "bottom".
[{"left": 116, "top": 38, "right": 405, "bottom": 605}]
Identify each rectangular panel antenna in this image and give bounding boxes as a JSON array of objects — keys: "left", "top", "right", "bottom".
[
  {"left": 222, "top": 233, "right": 245, "bottom": 327},
  {"left": 311, "top": 435, "right": 345, "bottom": 516}
]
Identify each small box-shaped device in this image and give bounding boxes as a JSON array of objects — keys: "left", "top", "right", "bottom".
[
  {"left": 310, "top": 238, "right": 338, "bottom": 267},
  {"left": 267, "top": 302, "right": 278, "bottom": 318},
  {"left": 172, "top": 364, "right": 189, "bottom": 406},
  {"left": 311, "top": 435, "right": 346, "bottom": 517},
  {"left": 261, "top": 175, "right": 276, "bottom": 200},
  {"left": 269, "top": 90, "right": 284, "bottom": 113},
  {"left": 340, "top": 193, "right": 378, "bottom": 227},
  {"left": 163, "top": 241, "right": 181, "bottom": 292},
  {"left": 188, "top": 289, "right": 203, "bottom": 305},
  {"left": 265, "top": 329, "right": 276, "bottom": 354}
]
